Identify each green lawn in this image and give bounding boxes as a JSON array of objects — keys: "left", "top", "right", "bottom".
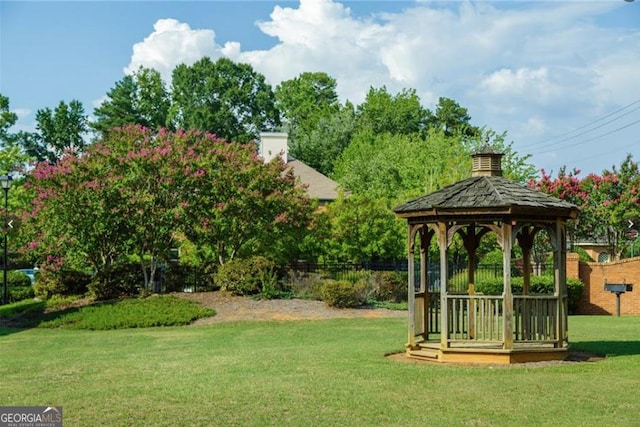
[{"left": 1, "top": 316, "right": 639, "bottom": 426}]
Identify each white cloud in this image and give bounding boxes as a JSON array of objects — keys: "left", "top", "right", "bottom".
[
  {"left": 12, "top": 108, "right": 31, "bottom": 119},
  {"left": 124, "top": 18, "right": 221, "bottom": 81}
]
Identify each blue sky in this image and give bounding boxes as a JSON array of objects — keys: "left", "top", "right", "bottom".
[{"left": 1, "top": 0, "right": 639, "bottom": 176}]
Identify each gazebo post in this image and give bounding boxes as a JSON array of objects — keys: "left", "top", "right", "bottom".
[
  {"left": 502, "top": 222, "right": 514, "bottom": 350},
  {"left": 407, "top": 224, "right": 417, "bottom": 349},
  {"left": 517, "top": 226, "right": 535, "bottom": 340},
  {"left": 438, "top": 222, "right": 449, "bottom": 350},
  {"left": 419, "top": 228, "right": 429, "bottom": 340},
  {"left": 554, "top": 219, "right": 568, "bottom": 348}
]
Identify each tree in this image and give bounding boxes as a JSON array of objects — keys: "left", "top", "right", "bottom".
[
  {"left": 0, "top": 93, "right": 30, "bottom": 173},
  {"left": 23, "top": 100, "right": 89, "bottom": 163},
  {"left": 290, "top": 103, "right": 356, "bottom": 176},
  {"left": 528, "top": 166, "right": 591, "bottom": 246},
  {"left": 316, "top": 194, "right": 405, "bottom": 262},
  {"left": 22, "top": 125, "right": 313, "bottom": 292},
  {"left": 92, "top": 67, "right": 171, "bottom": 137},
  {"left": 427, "top": 97, "right": 481, "bottom": 139},
  {"left": 169, "top": 57, "right": 280, "bottom": 142},
  {"left": 582, "top": 155, "right": 640, "bottom": 259},
  {"left": 356, "top": 86, "right": 428, "bottom": 136},
  {"left": 333, "top": 129, "right": 471, "bottom": 200},
  {"left": 275, "top": 71, "right": 339, "bottom": 135},
  {"left": 275, "top": 72, "right": 345, "bottom": 174},
  {"left": 529, "top": 155, "right": 640, "bottom": 259},
  {"left": 179, "top": 135, "right": 314, "bottom": 265}
]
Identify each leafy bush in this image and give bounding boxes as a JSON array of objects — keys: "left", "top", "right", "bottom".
[
  {"left": 7, "top": 271, "right": 32, "bottom": 287},
  {"left": 88, "top": 263, "right": 143, "bottom": 300},
  {"left": 475, "top": 276, "right": 584, "bottom": 314},
  {"left": 34, "top": 269, "right": 92, "bottom": 299},
  {"left": 37, "top": 295, "right": 215, "bottom": 330},
  {"left": 8, "top": 285, "right": 35, "bottom": 303},
  {"left": 371, "top": 271, "right": 407, "bottom": 303},
  {"left": 319, "top": 280, "right": 367, "bottom": 308},
  {"left": 214, "top": 256, "right": 282, "bottom": 296}
]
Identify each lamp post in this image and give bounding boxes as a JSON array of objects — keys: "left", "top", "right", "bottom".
[{"left": 1, "top": 174, "right": 12, "bottom": 305}]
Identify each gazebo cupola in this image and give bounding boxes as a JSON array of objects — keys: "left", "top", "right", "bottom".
[{"left": 393, "top": 147, "right": 578, "bottom": 364}]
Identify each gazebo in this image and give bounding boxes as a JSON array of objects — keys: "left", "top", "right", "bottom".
[{"left": 393, "top": 148, "right": 579, "bottom": 364}]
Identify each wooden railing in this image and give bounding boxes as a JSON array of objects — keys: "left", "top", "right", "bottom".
[
  {"left": 447, "top": 295, "right": 504, "bottom": 342},
  {"left": 513, "top": 295, "right": 558, "bottom": 342},
  {"left": 443, "top": 294, "right": 561, "bottom": 344}
]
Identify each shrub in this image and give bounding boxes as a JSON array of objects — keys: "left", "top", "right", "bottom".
[
  {"left": 8, "top": 285, "right": 35, "bottom": 303},
  {"left": 7, "top": 271, "right": 32, "bottom": 287},
  {"left": 320, "top": 279, "right": 367, "bottom": 308},
  {"left": 37, "top": 296, "right": 215, "bottom": 330},
  {"left": 34, "top": 269, "right": 92, "bottom": 299},
  {"left": 214, "top": 256, "right": 282, "bottom": 296},
  {"left": 88, "top": 263, "right": 143, "bottom": 300},
  {"left": 371, "top": 271, "right": 407, "bottom": 303}
]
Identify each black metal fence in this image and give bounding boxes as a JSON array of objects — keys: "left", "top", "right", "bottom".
[
  {"left": 287, "top": 260, "right": 553, "bottom": 293},
  {"left": 160, "top": 260, "right": 554, "bottom": 294}
]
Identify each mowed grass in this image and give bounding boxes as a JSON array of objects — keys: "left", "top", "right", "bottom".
[{"left": 1, "top": 315, "right": 639, "bottom": 426}]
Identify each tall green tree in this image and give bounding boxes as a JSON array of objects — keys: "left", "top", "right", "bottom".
[
  {"left": 315, "top": 194, "right": 405, "bottom": 262},
  {"left": 290, "top": 103, "right": 356, "bottom": 176},
  {"left": 356, "top": 87, "right": 428, "bottom": 136},
  {"left": 169, "top": 57, "right": 280, "bottom": 142},
  {"left": 92, "top": 67, "right": 171, "bottom": 137},
  {"left": 428, "top": 97, "right": 481, "bottom": 139},
  {"left": 333, "top": 129, "right": 470, "bottom": 200},
  {"left": 23, "top": 100, "right": 89, "bottom": 163},
  {"left": 0, "top": 93, "right": 29, "bottom": 173}
]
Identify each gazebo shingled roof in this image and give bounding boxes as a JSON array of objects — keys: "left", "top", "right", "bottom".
[{"left": 394, "top": 175, "right": 578, "bottom": 218}]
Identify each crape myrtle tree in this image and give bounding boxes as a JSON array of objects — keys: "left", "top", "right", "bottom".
[
  {"left": 22, "top": 125, "right": 314, "bottom": 293},
  {"left": 529, "top": 154, "right": 640, "bottom": 260}
]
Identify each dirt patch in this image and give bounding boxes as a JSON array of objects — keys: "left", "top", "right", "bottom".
[{"left": 174, "top": 291, "right": 407, "bottom": 325}]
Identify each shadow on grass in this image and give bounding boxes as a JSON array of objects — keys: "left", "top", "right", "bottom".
[
  {"left": 571, "top": 340, "right": 640, "bottom": 358},
  {"left": 0, "top": 300, "right": 111, "bottom": 337}
]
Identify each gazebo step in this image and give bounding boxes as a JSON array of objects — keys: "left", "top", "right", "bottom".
[{"left": 409, "top": 348, "right": 439, "bottom": 360}]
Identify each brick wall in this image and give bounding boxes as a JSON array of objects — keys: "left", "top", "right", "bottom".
[{"left": 567, "top": 254, "right": 640, "bottom": 315}]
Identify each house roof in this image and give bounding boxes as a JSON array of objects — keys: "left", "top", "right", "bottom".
[
  {"left": 286, "top": 159, "right": 341, "bottom": 202},
  {"left": 394, "top": 175, "right": 578, "bottom": 220}
]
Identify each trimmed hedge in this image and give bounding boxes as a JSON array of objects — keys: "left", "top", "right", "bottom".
[{"left": 475, "top": 276, "right": 584, "bottom": 314}]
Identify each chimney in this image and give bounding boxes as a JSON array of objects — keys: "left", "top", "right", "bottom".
[
  {"left": 259, "top": 132, "right": 288, "bottom": 163},
  {"left": 471, "top": 146, "right": 503, "bottom": 177}
]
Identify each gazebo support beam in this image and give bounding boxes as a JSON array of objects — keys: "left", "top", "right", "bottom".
[
  {"left": 438, "top": 222, "right": 449, "bottom": 349},
  {"left": 501, "top": 222, "right": 514, "bottom": 350}
]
